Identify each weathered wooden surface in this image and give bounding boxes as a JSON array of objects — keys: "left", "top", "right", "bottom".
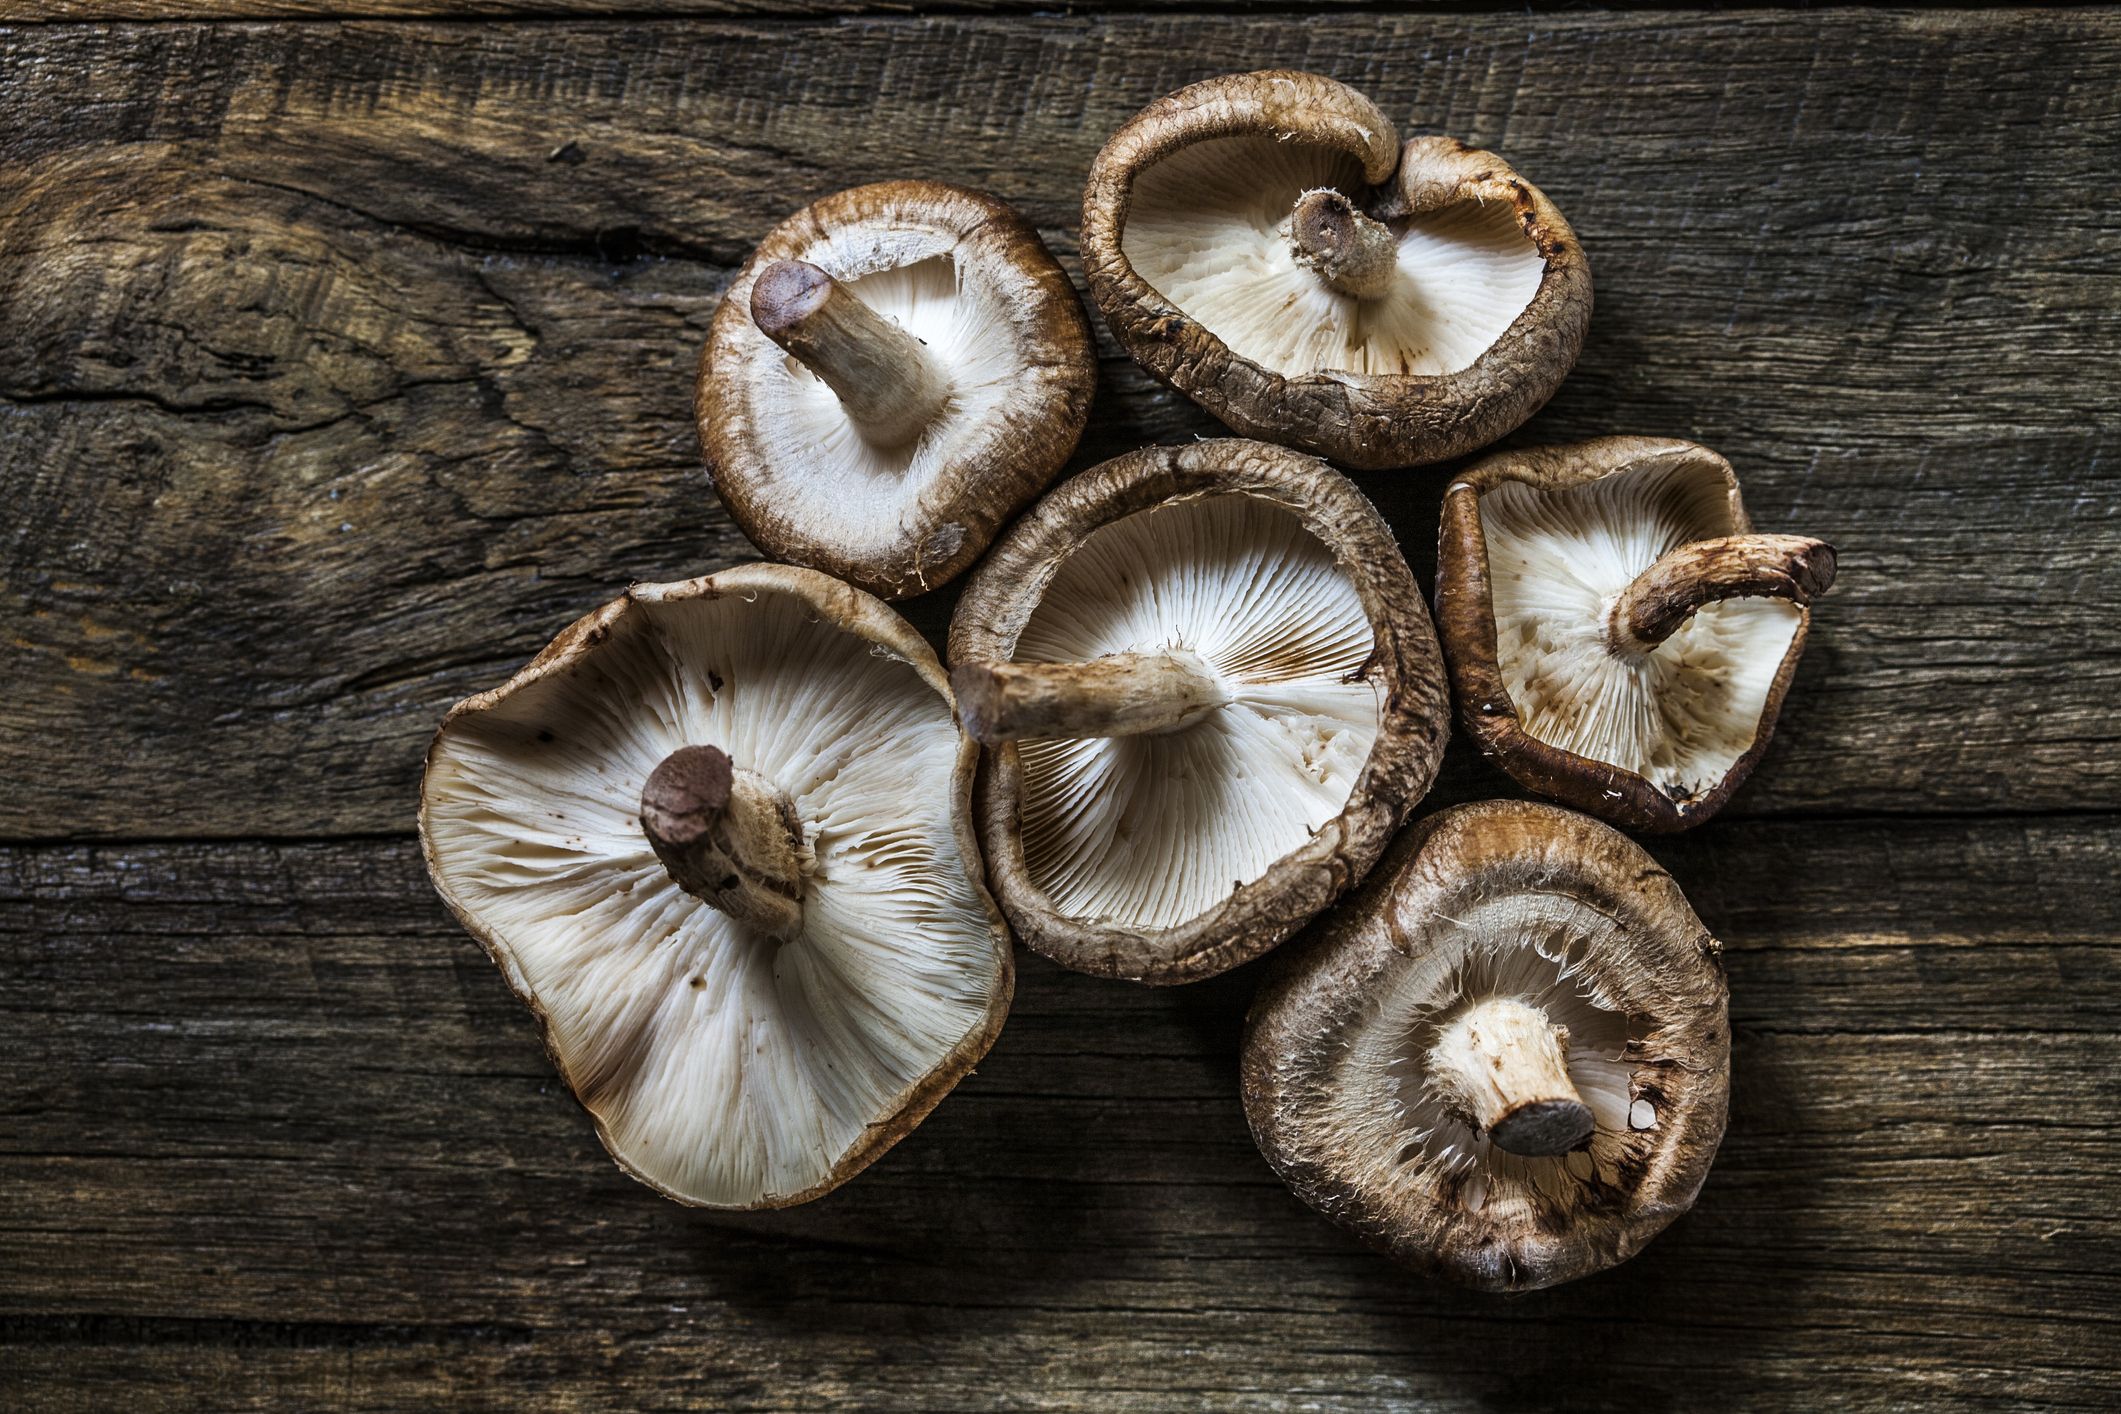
[
  {"left": 4, "top": 11, "right": 2119, "bottom": 836},
  {"left": 0, "top": 0, "right": 1632, "bottom": 19},
  {"left": 4, "top": 816, "right": 2118, "bottom": 1409},
  {"left": 3, "top": 7, "right": 2118, "bottom": 1410}
]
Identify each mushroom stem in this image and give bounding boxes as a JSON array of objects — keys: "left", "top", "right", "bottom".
[
  {"left": 1606, "top": 534, "right": 1838, "bottom": 654},
  {"left": 749, "top": 259, "right": 951, "bottom": 448},
  {"left": 640, "top": 745, "right": 806, "bottom": 941},
  {"left": 1288, "top": 188, "right": 1400, "bottom": 300},
  {"left": 1425, "top": 997, "right": 1595, "bottom": 1157},
  {"left": 951, "top": 650, "right": 1232, "bottom": 744}
]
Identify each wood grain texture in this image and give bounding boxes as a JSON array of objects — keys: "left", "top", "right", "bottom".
[
  {"left": 9, "top": 0, "right": 846, "bottom": 15},
  {"left": 3, "top": 815, "right": 2118, "bottom": 1410},
  {"left": 0, "top": 0, "right": 1657, "bottom": 21},
  {"left": 2, "top": 11, "right": 2118, "bottom": 838},
  {"left": 2, "top": 8, "right": 2118, "bottom": 1410}
]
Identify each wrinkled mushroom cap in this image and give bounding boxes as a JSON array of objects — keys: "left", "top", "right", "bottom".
[
  {"left": 1436, "top": 436, "right": 1828, "bottom": 832},
  {"left": 1082, "top": 71, "right": 1591, "bottom": 470},
  {"left": 1243, "top": 799, "right": 1730, "bottom": 1292},
  {"left": 419, "top": 564, "right": 1011, "bottom": 1208},
  {"left": 950, "top": 438, "right": 1450, "bottom": 984},
  {"left": 701, "top": 181, "right": 1096, "bottom": 598}
]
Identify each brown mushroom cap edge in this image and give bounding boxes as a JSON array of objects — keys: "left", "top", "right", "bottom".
[
  {"left": 1435, "top": 435, "right": 1835, "bottom": 833},
  {"left": 1242, "top": 798, "right": 1731, "bottom": 1291},
  {"left": 701, "top": 181, "right": 1096, "bottom": 599},
  {"left": 949, "top": 438, "right": 1451, "bottom": 985},
  {"left": 419, "top": 563, "right": 1014, "bottom": 1208},
  {"left": 1081, "top": 70, "right": 1592, "bottom": 470}
]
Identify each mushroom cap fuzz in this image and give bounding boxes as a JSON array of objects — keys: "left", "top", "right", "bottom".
[
  {"left": 1242, "top": 799, "right": 1731, "bottom": 1292},
  {"left": 1435, "top": 436, "right": 1836, "bottom": 832},
  {"left": 419, "top": 564, "right": 1011, "bottom": 1208},
  {"left": 1081, "top": 71, "right": 1591, "bottom": 470},
  {"left": 701, "top": 181, "right": 1096, "bottom": 599},
  {"left": 949, "top": 438, "right": 1451, "bottom": 985}
]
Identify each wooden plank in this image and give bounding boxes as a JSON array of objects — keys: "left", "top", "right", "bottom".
[
  {"left": 2, "top": 817, "right": 2118, "bottom": 1408},
  {"left": 9, "top": 0, "right": 888, "bottom": 16},
  {"left": 5, "top": 0, "right": 1263, "bottom": 21},
  {"left": 0, "top": 0, "right": 2017, "bottom": 19},
  {"left": 0, "top": 0, "right": 1676, "bottom": 21},
  {"left": 3, "top": 12, "right": 2117, "bottom": 839}
]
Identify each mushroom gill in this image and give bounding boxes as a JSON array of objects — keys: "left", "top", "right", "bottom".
[
  {"left": 746, "top": 253, "right": 1026, "bottom": 543},
  {"left": 1121, "top": 136, "right": 1544, "bottom": 378},
  {"left": 1480, "top": 458, "right": 1804, "bottom": 800},
  {"left": 1340, "top": 900, "right": 1647, "bottom": 1213},
  {"left": 1008, "top": 493, "right": 1380, "bottom": 930},
  {"left": 421, "top": 570, "right": 1006, "bottom": 1208},
  {"left": 953, "top": 439, "right": 1450, "bottom": 985},
  {"left": 701, "top": 181, "right": 1095, "bottom": 599},
  {"left": 1241, "top": 799, "right": 1730, "bottom": 1290}
]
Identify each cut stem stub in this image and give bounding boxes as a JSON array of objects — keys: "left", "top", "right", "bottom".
[
  {"left": 1425, "top": 996, "right": 1595, "bottom": 1157},
  {"left": 951, "top": 649, "right": 1232, "bottom": 745},
  {"left": 1288, "top": 188, "right": 1400, "bottom": 300},
  {"left": 749, "top": 259, "right": 951, "bottom": 448},
  {"left": 640, "top": 745, "right": 807, "bottom": 941},
  {"left": 1606, "top": 533, "right": 1838, "bottom": 654}
]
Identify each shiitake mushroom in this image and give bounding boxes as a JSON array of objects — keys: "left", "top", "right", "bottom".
[
  {"left": 1082, "top": 70, "right": 1591, "bottom": 470},
  {"left": 949, "top": 438, "right": 1451, "bottom": 985},
  {"left": 1243, "top": 799, "right": 1731, "bottom": 1291},
  {"left": 1435, "top": 435, "right": 1837, "bottom": 831},
  {"left": 700, "top": 181, "right": 1096, "bottom": 599},
  {"left": 421, "top": 564, "right": 1011, "bottom": 1208}
]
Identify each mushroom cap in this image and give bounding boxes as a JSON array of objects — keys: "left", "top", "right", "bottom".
[
  {"left": 1081, "top": 71, "right": 1591, "bottom": 470},
  {"left": 1242, "top": 799, "right": 1730, "bottom": 1292},
  {"left": 419, "top": 564, "right": 1012, "bottom": 1208},
  {"left": 950, "top": 438, "right": 1451, "bottom": 985},
  {"left": 1436, "top": 436, "right": 1824, "bottom": 832},
  {"left": 700, "top": 181, "right": 1096, "bottom": 599}
]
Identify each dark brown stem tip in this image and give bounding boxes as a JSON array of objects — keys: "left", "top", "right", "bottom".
[
  {"left": 749, "top": 259, "right": 835, "bottom": 342},
  {"left": 1292, "top": 188, "right": 1360, "bottom": 259},
  {"left": 1489, "top": 1098, "right": 1596, "bottom": 1158},
  {"left": 1790, "top": 539, "right": 1838, "bottom": 601},
  {"left": 949, "top": 662, "right": 1008, "bottom": 746},
  {"left": 1289, "top": 187, "right": 1398, "bottom": 299},
  {"left": 640, "top": 745, "right": 733, "bottom": 851}
]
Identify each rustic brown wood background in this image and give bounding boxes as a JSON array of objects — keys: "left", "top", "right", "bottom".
[{"left": 4, "top": 3, "right": 2118, "bottom": 1409}]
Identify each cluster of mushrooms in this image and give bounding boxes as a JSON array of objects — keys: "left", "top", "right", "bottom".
[{"left": 421, "top": 72, "right": 1835, "bottom": 1292}]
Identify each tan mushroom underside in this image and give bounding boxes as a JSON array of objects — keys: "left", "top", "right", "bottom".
[
  {"left": 701, "top": 182, "right": 1094, "bottom": 599},
  {"left": 421, "top": 566, "right": 1010, "bottom": 1208},
  {"left": 952, "top": 439, "right": 1451, "bottom": 984},
  {"left": 1124, "top": 136, "right": 1544, "bottom": 377},
  {"left": 1435, "top": 436, "right": 1830, "bottom": 831},
  {"left": 1480, "top": 459, "right": 1804, "bottom": 799},
  {"left": 1243, "top": 800, "right": 1730, "bottom": 1291},
  {"left": 1081, "top": 71, "right": 1593, "bottom": 470},
  {"left": 1010, "top": 492, "right": 1382, "bottom": 931}
]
